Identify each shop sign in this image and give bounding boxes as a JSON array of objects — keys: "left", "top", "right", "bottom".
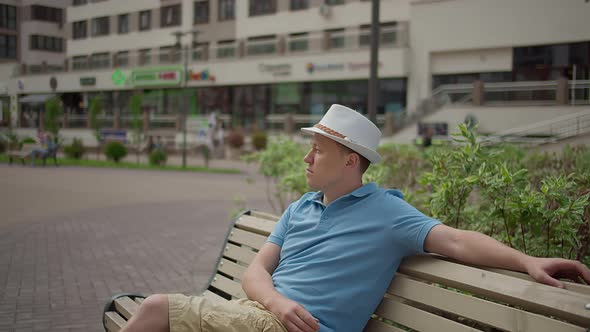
[
  {"left": 259, "top": 63, "right": 291, "bottom": 77},
  {"left": 306, "top": 62, "right": 345, "bottom": 74},
  {"left": 80, "top": 77, "right": 96, "bottom": 86},
  {"left": 112, "top": 69, "right": 127, "bottom": 86},
  {"left": 348, "top": 61, "right": 383, "bottom": 71},
  {"left": 188, "top": 69, "right": 216, "bottom": 82},
  {"left": 130, "top": 67, "right": 183, "bottom": 87}
]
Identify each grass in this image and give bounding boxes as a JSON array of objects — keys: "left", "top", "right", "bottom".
[{"left": 0, "top": 154, "right": 241, "bottom": 174}]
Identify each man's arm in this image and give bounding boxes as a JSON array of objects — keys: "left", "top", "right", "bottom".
[
  {"left": 242, "top": 242, "right": 319, "bottom": 332},
  {"left": 424, "top": 224, "right": 590, "bottom": 288}
]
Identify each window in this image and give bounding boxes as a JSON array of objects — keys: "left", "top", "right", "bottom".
[
  {"left": 0, "top": 5, "right": 17, "bottom": 30},
  {"left": 114, "top": 51, "right": 129, "bottom": 67},
  {"left": 216, "top": 40, "right": 235, "bottom": 59},
  {"left": 90, "top": 52, "right": 110, "bottom": 69},
  {"left": 249, "top": 0, "right": 276, "bottom": 16},
  {"left": 360, "top": 23, "right": 397, "bottom": 48},
  {"left": 194, "top": 1, "right": 209, "bottom": 24},
  {"left": 288, "top": 32, "right": 308, "bottom": 52},
  {"left": 159, "top": 46, "right": 180, "bottom": 63},
  {"left": 30, "top": 35, "right": 64, "bottom": 52},
  {"left": 139, "top": 10, "right": 151, "bottom": 31},
  {"left": 219, "top": 0, "right": 235, "bottom": 21},
  {"left": 139, "top": 49, "right": 151, "bottom": 66},
  {"left": 161, "top": 4, "right": 181, "bottom": 27},
  {"left": 247, "top": 35, "right": 276, "bottom": 55},
  {"left": 92, "top": 16, "right": 110, "bottom": 36},
  {"left": 118, "top": 14, "right": 129, "bottom": 34},
  {"left": 290, "top": 0, "right": 308, "bottom": 10},
  {"left": 0, "top": 34, "right": 17, "bottom": 59},
  {"left": 192, "top": 42, "right": 208, "bottom": 61},
  {"left": 72, "top": 0, "right": 88, "bottom": 5},
  {"left": 326, "top": 28, "right": 345, "bottom": 49},
  {"left": 31, "top": 5, "right": 62, "bottom": 23},
  {"left": 326, "top": 0, "right": 344, "bottom": 5},
  {"left": 72, "top": 55, "right": 88, "bottom": 70},
  {"left": 73, "top": 21, "right": 87, "bottom": 39}
]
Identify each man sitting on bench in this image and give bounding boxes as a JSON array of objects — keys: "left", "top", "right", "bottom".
[{"left": 120, "top": 104, "right": 590, "bottom": 332}]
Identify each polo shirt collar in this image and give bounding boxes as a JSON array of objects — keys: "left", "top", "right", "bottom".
[{"left": 307, "top": 182, "right": 378, "bottom": 202}]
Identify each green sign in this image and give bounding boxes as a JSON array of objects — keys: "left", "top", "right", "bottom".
[
  {"left": 112, "top": 70, "right": 127, "bottom": 86},
  {"left": 130, "top": 66, "right": 183, "bottom": 87},
  {"left": 80, "top": 77, "right": 96, "bottom": 86}
]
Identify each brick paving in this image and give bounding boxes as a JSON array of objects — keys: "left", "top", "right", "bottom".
[{"left": 0, "top": 164, "right": 274, "bottom": 331}]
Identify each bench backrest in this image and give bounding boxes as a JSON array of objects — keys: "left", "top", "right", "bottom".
[{"left": 208, "top": 211, "right": 590, "bottom": 332}]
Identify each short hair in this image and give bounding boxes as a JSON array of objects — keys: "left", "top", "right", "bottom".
[{"left": 338, "top": 144, "right": 371, "bottom": 174}]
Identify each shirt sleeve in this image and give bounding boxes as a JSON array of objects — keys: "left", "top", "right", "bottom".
[
  {"left": 387, "top": 192, "right": 441, "bottom": 256},
  {"left": 267, "top": 203, "right": 293, "bottom": 247}
]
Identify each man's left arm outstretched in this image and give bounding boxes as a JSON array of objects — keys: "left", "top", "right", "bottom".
[{"left": 424, "top": 224, "right": 590, "bottom": 288}]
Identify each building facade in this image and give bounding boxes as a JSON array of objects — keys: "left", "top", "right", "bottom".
[{"left": 2, "top": 0, "right": 590, "bottom": 143}]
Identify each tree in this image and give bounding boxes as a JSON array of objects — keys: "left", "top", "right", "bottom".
[
  {"left": 43, "top": 97, "right": 63, "bottom": 139},
  {"left": 88, "top": 96, "right": 103, "bottom": 160},
  {"left": 129, "top": 93, "right": 143, "bottom": 164}
]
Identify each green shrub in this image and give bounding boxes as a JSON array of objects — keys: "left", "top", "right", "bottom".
[
  {"left": 22, "top": 137, "right": 36, "bottom": 144},
  {"left": 252, "top": 131, "right": 268, "bottom": 151},
  {"left": 227, "top": 129, "right": 245, "bottom": 149},
  {"left": 244, "top": 136, "right": 307, "bottom": 213},
  {"left": 149, "top": 149, "right": 167, "bottom": 166},
  {"left": 64, "top": 138, "right": 85, "bottom": 159},
  {"left": 104, "top": 141, "right": 127, "bottom": 162}
]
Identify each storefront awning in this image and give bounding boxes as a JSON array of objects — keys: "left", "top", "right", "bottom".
[{"left": 19, "top": 94, "right": 55, "bottom": 104}]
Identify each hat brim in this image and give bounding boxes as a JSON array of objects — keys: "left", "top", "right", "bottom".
[{"left": 301, "top": 127, "right": 381, "bottom": 163}]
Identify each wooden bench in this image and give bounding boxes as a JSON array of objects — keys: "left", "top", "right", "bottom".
[
  {"left": 6, "top": 144, "right": 41, "bottom": 165},
  {"left": 103, "top": 210, "right": 590, "bottom": 332},
  {"left": 6, "top": 143, "right": 59, "bottom": 166}
]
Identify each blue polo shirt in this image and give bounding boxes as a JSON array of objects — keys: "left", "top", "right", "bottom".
[{"left": 267, "top": 183, "right": 440, "bottom": 332}]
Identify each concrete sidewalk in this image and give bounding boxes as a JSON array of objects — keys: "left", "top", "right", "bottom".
[{"left": 0, "top": 165, "right": 276, "bottom": 331}]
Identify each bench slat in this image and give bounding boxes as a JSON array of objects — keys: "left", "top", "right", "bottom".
[
  {"left": 223, "top": 243, "right": 257, "bottom": 265},
  {"left": 104, "top": 311, "right": 126, "bottom": 332},
  {"left": 389, "top": 274, "right": 584, "bottom": 332},
  {"left": 114, "top": 297, "right": 140, "bottom": 320},
  {"left": 436, "top": 255, "right": 590, "bottom": 297},
  {"left": 235, "top": 215, "right": 275, "bottom": 236},
  {"left": 364, "top": 318, "right": 407, "bottom": 332},
  {"left": 210, "top": 273, "right": 245, "bottom": 299},
  {"left": 249, "top": 211, "right": 279, "bottom": 221},
  {"left": 202, "top": 290, "right": 229, "bottom": 304},
  {"left": 218, "top": 258, "right": 247, "bottom": 280},
  {"left": 374, "top": 296, "right": 479, "bottom": 331},
  {"left": 134, "top": 297, "right": 144, "bottom": 306},
  {"left": 228, "top": 227, "right": 267, "bottom": 250},
  {"left": 399, "top": 255, "right": 590, "bottom": 327}
]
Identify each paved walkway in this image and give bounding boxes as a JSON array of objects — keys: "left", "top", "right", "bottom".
[{"left": 0, "top": 162, "right": 276, "bottom": 331}]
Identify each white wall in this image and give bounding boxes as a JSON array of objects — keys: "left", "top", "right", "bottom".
[
  {"left": 20, "top": 21, "right": 67, "bottom": 65},
  {"left": 408, "top": 0, "right": 590, "bottom": 111},
  {"left": 431, "top": 48, "right": 512, "bottom": 75}
]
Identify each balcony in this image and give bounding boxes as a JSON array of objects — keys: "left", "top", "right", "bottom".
[{"left": 14, "top": 24, "right": 408, "bottom": 76}]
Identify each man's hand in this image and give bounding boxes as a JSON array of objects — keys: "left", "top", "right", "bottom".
[
  {"left": 267, "top": 296, "right": 319, "bottom": 332},
  {"left": 525, "top": 257, "right": 590, "bottom": 288}
]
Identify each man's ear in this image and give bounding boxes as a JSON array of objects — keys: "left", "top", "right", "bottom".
[{"left": 345, "top": 153, "right": 360, "bottom": 168}]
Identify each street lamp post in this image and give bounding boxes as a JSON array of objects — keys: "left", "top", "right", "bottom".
[
  {"left": 367, "top": 0, "right": 380, "bottom": 125},
  {"left": 172, "top": 30, "right": 199, "bottom": 168}
]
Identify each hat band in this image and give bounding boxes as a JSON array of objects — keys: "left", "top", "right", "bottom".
[{"left": 314, "top": 124, "right": 346, "bottom": 139}]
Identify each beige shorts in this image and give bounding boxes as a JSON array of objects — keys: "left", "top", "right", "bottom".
[{"left": 168, "top": 294, "right": 287, "bottom": 332}]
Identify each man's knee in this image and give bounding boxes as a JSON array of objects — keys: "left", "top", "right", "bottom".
[{"left": 139, "top": 294, "right": 169, "bottom": 318}]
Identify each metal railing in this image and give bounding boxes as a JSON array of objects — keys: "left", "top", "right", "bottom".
[
  {"left": 482, "top": 110, "right": 590, "bottom": 145},
  {"left": 15, "top": 25, "right": 408, "bottom": 76}
]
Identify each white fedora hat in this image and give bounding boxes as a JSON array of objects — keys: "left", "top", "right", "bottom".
[{"left": 301, "top": 104, "right": 382, "bottom": 163}]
